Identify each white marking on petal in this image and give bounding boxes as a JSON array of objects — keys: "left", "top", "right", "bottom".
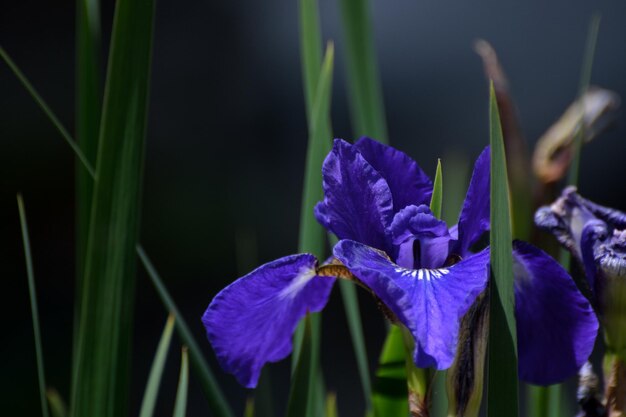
[
  {"left": 279, "top": 267, "right": 316, "bottom": 299},
  {"left": 393, "top": 266, "right": 450, "bottom": 281}
]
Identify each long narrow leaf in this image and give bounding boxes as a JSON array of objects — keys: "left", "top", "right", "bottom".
[
  {"left": 0, "top": 47, "right": 95, "bottom": 177},
  {"left": 70, "top": 0, "right": 156, "bottom": 414},
  {"left": 74, "top": 0, "right": 102, "bottom": 351},
  {"left": 287, "top": 316, "right": 316, "bottom": 417},
  {"left": 567, "top": 13, "right": 601, "bottom": 187},
  {"left": 430, "top": 159, "right": 443, "bottom": 218},
  {"left": 487, "top": 82, "right": 519, "bottom": 417},
  {"left": 338, "top": 279, "right": 372, "bottom": 408},
  {"left": 139, "top": 314, "right": 176, "bottom": 417},
  {"left": 17, "top": 195, "right": 49, "bottom": 417},
  {"left": 291, "top": 42, "right": 335, "bottom": 417},
  {"left": 371, "top": 325, "right": 408, "bottom": 417},
  {"left": 137, "top": 247, "right": 235, "bottom": 417},
  {"left": 173, "top": 347, "right": 189, "bottom": 417},
  {"left": 299, "top": 0, "right": 372, "bottom": 408},
  {"left": 338, "top": 0, "right": 388, "bottom": 143},
  {"left": 46, "top": 389, "right": 68, "bottom": 417}
]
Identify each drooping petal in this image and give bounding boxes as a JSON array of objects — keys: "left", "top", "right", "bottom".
[
  {"left": 333, "top": 239, "right": 490, "bottom": 370},
  {"left": 512, "top": 240, "right": 598, "bottom": 385},
  {"left": 453, "top": 146, "right": 490, "bottom": 257},
  {"left": 389, "top": 205, "right": 451, "bottom": 269},
  {"left": 354, "top": 137, "right": 433, "bottom": 211},
  {"left": 202, "top": 254, "right": 334, "bottom": 388},
  {"left": 315, "top": 139, "right": 394, "bottom": 252}
]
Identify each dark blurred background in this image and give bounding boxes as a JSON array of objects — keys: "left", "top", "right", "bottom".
[{"left": 2, "top": 1, "right": 626, "bottom": 416}]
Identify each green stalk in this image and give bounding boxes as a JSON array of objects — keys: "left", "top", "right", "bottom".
[
  {"left": 17, "top": 195, "right": 50, "bottom": 417},
  {"left": 70, "top": 0, "right": 156, "bottom": 414}
]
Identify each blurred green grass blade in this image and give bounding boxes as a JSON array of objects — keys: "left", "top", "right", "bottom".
[
  {"left": 371, "top": 325, "right": 408, "bottom": 417},
  {"left": 299, "top": 0, "right": 324, "bottom": 120},
  {"left": 17, "top": 194, "right": 50, "bottom": 417},
  {"left": 298, "top": 40, "right": 335, "bottom": 259},
  {"left": 567, "top": 13, "right": 601, "bottom": 187},
  {"left": 139, "top": 314, "right": 176, "bottom": 417},
  {"left": 487, "top": 82, "right": 519, "bottom": 417},
  {"left": 70, "top": 0, "right": 156, "bottom": 414},
  {"left": 173, "top": 347, "right": 189, "bottom": 417},
  {"left": 244, "top": 398, "right": 255, "bottom": 417},
  {"left": 252, "top": 370, "right": 274, "bottom": 417},
  {"left": 325, "top": 392, "right": 338, "bottom": 417},
  {"left": 137, "top": 246, "right": 235, "bottom": 417},
  {"left": 338, "top": 279, "right": 372, "bottom": 409},
  {"left": 441, "top": 153, "right": 470, "bottom": 226},
  {"left": 292, "top": 41, "right": 335, "bottom": 417},
  {"left": 74, "top": 0, "right": 102, "bottom": 392},
  {"left": 46, "top": 389, "right": 68, "bottom": 417},
  {"left": 338, "top": 0, "right": 388, "bottom": 143},
  {"left": 561, "top": 13, "right": 601, "bottom": 276},
  {"left": 430, "top": 371, "right": 448, "bottom": 417},
  {"left": 430, "top": 159, "right": 443, "bottom": 218},
  {"left": 528, "top": 384, "right": 565, "bottom": 417},
  {"left": 75, "top": 0, "right": 102, "bottom": 339},
  {"left": 0, "top": 47, "right": 96, "bottom": 177},
  {"left": 287, "top": 316, "right": 316, "bottom": 417},
  {"left": 75, "top": 0, "right": 102, "bottom": 266}
]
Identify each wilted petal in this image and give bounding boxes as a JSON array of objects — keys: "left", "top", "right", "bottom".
[
  {"left": 334, "top": 240, "right": 489, "bottom": 369},
  {"left": 453, "top": 146, "right": 490, "bottom": 257},
  {"left": 202, "top": 254, "right": 334, "bottom": 388},
  {"left": 513, "top": 240, "right": 598, "bottom": 385},
  {"left": 354, "top": 137, "right": 433, "bottom": 211},
  {"left": 315, "top": 139, "right": 394, "bottom": 252}
]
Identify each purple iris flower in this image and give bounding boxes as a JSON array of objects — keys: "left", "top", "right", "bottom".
[
  {"left": 203, "top": 137, "right": 598, "bottom": 388},
  {"left": 535, "top": 187, "right": 626, "bottom": 358}
]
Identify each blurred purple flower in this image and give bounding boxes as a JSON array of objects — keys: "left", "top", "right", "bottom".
[
  {"left": 203, "top": 138, "right": 597, "bottom": 388},
  {"left": 536, "top": 187, "right": 626, "bottom": 360}
]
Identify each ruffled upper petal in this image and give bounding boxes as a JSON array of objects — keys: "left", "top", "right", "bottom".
[
  {"left": 512, "top": 240, "right": 598, "bottom": 385},
  {"left": 202, "top": 254, "right": 334, "bottom": 388},
  {"left": 389, "top": 205, "right": 451, "bottom": 269},
  {"left": 354, "top": 137, "right": 433, "bottom": 211},
  {"left": 333, "top": 239, "right": 489, "bottom": 370},
  {"left": 453, "top": 146, "right": 490, "bottom": 257},
  {"left": 315, "top": 139, "right": 395, "bottom": 252}
]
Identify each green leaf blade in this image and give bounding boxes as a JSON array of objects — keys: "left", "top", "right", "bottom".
[
  {"left": 338, "top": 0, "right": 388, "bottom": 143},
  {"left": 371, "top": 326, "right": 408, "bottom": 417},
  {"left": 139, "top": 314, "right": 176, "bottom": 417},
  {"left": 17, "top": 195, "right": 50, "bottom": 417},
  {"left": 487, "top": 82, "right": 519, "bottom": 417},
  {"left": 173, "top": 347, "right": 189, "bottom": 417},
  {"left": 137, "top": 247, "right": 235, "bottom": 417},
  {"left": 70, "top": 0, "right": 156, "bottom": 415},
  {"left": 429, "top": 159, "right": 443, "bottom": 219},
  {"left": 287, "top": 316, "right": 316, "bottom": 417}
]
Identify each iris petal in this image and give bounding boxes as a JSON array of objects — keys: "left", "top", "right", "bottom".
[
  {"left": 334, "top": 239, "right": 489, "bottom": 369},
  {"left": 513, "top": 240, "right": 598, "bottom": 385},
  {"left": 354, "top": 137, "right": 433, "bottom": 211},
  {"left": 315, "top": 139, "right": 395, "bottom": 252},
  {"left": 389, "top": 205, "right": 451, "bottom": 269},
  {"left": 202, "top": 254, "right": 334, "bottom": 388},
  {"left": 453, "top": 146, "right": 490, "bottom": 257}
]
